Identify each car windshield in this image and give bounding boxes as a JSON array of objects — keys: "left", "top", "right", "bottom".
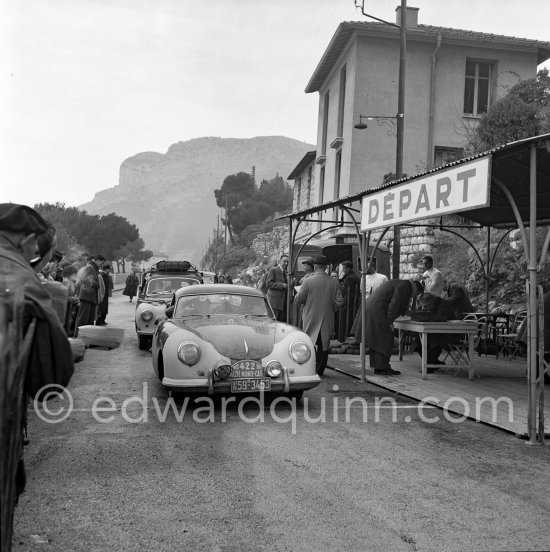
[
  {"left": 146, "top": 277, "right": 198, "bottom": 295},
  {"left": 174, "top": 293, "right": 269, "bottom": 318}
]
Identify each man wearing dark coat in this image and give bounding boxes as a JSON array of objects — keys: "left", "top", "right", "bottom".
[
  {"left": 447, "top": 281, "right": 474, "bottom": 319},
  {"left": 364, "top": 279, "right": 423, "bottom": 375},
  {"left": 294, "top": 255, "right": 344, "bottom": 375},
  {"left": 337, "top": 260, "right": 360, "bottom": 340},
  {"left": 266, "top": 254, "right": 289, "bottom": 322},
  {"left": 74, "top": 255, "right": 103, "bottom": 328},
  {"left": 0, "top": 203, "right": 74, "bottom": 507},
  {"left": 413, "top": 292, "right": 461, "bottom": 369},
  {"left": 96, "top": 264, "right": 113, "bottom": 325},
  {"left": 123, "top": 272, "right": 139, "bottom": 302}
]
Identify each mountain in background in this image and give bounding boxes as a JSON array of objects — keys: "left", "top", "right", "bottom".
[{"left": 80, "top": 136, "right": 314, "bottom": 263}]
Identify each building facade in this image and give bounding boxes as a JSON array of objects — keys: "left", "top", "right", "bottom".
[{"left": 291, "top": 6, "right": 550, "bottom": 274}]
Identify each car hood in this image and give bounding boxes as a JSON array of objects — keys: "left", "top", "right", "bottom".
[{"left": 172, "top": 315, "right": 289, "bottom": 359}]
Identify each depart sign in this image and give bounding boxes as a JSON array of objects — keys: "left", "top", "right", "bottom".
[{"left": 361, "top": 156, "right": 491, "bottom": 231}]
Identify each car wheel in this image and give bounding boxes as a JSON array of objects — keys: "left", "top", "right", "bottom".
[
  {"left": 138, "top": 335, "right": 151, "bottom": 350},
  {"left": 287, "top": 390, "right": 304, "bottom": 402}
]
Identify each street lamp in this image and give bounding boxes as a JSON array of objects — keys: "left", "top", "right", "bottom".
[{"left": 354, "top": 114, "right": 403, "bottom": 136}]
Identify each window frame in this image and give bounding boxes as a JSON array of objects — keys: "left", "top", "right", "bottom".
[{"left": 463, "top": 59, "right": 494, "bottom": 117}]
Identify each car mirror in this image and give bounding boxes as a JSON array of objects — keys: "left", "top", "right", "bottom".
[{"left": 165, "top": 305, "right": 174, "bottom": 318}]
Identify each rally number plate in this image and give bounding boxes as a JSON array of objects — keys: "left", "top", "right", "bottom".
[{"left": 230, "top": 378, "right": 271, "bottom": 393}]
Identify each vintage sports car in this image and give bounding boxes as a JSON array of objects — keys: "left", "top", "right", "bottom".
[
  {"left": 135, "top": 261, "right": 202, "bottom": 350},
  {"left": 152, "top": 284, "right": 320, "bottom": 399}
]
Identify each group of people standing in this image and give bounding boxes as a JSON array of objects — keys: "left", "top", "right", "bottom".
[{"left": 260, "top": 252, "right": 476, "bottom": 378}]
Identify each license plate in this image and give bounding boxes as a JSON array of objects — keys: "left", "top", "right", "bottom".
[
  {"left": 230, "top": 379, "right": 272, "bottom": 393},
  {"left": 231, "top": 360, "right": 264, "bottom": 378}
]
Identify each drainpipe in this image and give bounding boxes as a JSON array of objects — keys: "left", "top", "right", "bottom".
[{"left": 427, "top": 35, "right": 442, "bottom": 169}]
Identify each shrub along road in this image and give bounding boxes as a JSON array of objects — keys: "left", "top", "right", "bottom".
[{"left": 11, "top": 291, "right": 550, "bottom": 552}]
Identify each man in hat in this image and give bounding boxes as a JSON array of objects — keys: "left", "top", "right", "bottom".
[
  {"left": 266, "top": 254, "right": 290, "bottom": 322},
  {"left": 0, "top": 203, "right": 74, "bottom": 501},
  {"left": 337, "top": 260, "right": 360, "bottom": 340},
  {"left": 295, "top": 255, "right": 343, "bottom": 376},
  {"left": 363, "top": 279, "right": 423, "bottom": 375}
]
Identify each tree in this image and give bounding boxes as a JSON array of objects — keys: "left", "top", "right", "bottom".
[
  {"left": 113, "top": 238, "right": 152, "bottom": 273},
  {"left": 467, "top": 69, "right": 550, "bottom": 153},
  {"left": 214, "top": 172, "right": 256, "bottom": 245}
]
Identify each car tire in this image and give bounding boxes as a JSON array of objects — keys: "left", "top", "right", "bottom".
[
  {"left": 138, "top": 335, "right": 152, "bottom": 351},
  {"left": 287, "top": 390, "right": 304, "bottom": 402}
]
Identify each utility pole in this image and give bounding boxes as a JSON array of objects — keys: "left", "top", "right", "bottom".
[
  {"left": 223, "top": 194, "right": 228, "bottom": 273},
  {"left": 356, "top": 0, "right": 406, "bottom": 279},
  {"left": 214, "top": 216, "right": 219, "bottom": 272},
  {"left": 393, "top": 0, "right": 406, "bottom": 279}
]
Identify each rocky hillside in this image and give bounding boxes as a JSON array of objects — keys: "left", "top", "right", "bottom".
[{"left": 80, "top": 136, "right": 314, "bottom": 263}]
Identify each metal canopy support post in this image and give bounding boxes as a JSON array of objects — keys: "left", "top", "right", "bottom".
[{"left": 527, "top": 144, "right": 542, "bottom": 444}]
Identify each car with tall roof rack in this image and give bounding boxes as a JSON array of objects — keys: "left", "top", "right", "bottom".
[{"left": 135, "top": 260, "right": 202, "bottom": 350}]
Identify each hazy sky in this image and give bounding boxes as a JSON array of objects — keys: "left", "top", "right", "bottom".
[{"left": 1, "top": 0, "right": 549, "bottom": 208}]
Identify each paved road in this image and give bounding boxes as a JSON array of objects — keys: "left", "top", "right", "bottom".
[{"left": 11, "top": 292, "right": 550, "bottom": 552}]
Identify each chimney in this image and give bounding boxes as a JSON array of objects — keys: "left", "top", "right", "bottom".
[{"left": 396, "top": 6, "right": 419, "bottom": 29}]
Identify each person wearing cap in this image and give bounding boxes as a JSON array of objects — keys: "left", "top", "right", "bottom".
[
  {"left": 266, "top": 254, "right": 290, "bottom": 322},
  {"left": 0, "top": 203, "right": 74, "bottom": 500},
  {"left": 337, "top": 260, "right": 360, "bottom": 340},
  {"left": 421, "top": 255, "right": 444, "bottom": 297},
  {"left": 362, "top": 279, "right": 424, "bottom": 375},
  {"left": 294, "top": 255, "right": 344, "bottom": 376}
]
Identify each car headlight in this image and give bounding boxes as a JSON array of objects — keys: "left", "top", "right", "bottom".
[
  {"left": 289, "top": 341, "right": 311, "bottom": 364},
  {"left": 266, "top": 360, "right": 282, "bottom": 378},
  {"left": 177, "top": 342, "right": 201, "bottom": 366},
  {"left": 141, "top": 310, "right": 154, "bottom": 322}
]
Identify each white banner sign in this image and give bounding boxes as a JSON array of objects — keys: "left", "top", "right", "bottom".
[{"left": 361, "top": 156, "right": 490, "bottom": 231}]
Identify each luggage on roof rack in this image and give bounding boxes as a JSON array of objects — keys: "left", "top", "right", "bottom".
[{"left": 154, "top": 260, "right": 196, "bottom": 273}]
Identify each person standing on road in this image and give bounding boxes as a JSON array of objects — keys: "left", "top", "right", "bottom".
[
  {"left": 266, "top": 254, "right": 290, "bottom": 322},
  {"left": 123, "top": 271, "right": 139, "bottom": 302},
  {"left": 364, "top": 279, "right": 423, "bottom": 375},
  {"left": 295, "top": 255, "right": 343, "bottom": 376},
  {"left": 96, "top": 264, "right": 113, "bottom": 325},
  {"left": 421, "top": 255, "right": 444, "bottom": 297},
  {"left": 75, "top": 255, "right": 104, "bottom": 328}
]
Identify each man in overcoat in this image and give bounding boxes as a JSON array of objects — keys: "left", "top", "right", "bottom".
[
  {"left": 74, "top": 255, "right": 103, "bottom": 329},
  {"left": 266, "top": 254, "right": 289, "bottom": 322},
  {"left": 0, "top": 203, "right": 74, "bottom": 503},
  {"left": 365, "top": 279, "right": 423, "bottom": 375},
  {"left": 295, "top": 255, "right": 344, "bottom": 375},
  {"left": 96, "top": 264, "right": 113, "bottom": 325}
]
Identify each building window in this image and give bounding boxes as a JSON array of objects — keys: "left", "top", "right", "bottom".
[
  {"left": 319, "top": 166, "right": 325, "bottom": 205},
  {"left": 464, "top": 60, "right": 492, "bottom": 117},
  {"left": 334, "top": 151, "right": 342, "bottom": 199},
  {"left": 321, "top": 91, "right": 329, "bottom": 155},
  {"left": 306, "top": 166, "right": 312, "bottom": 208},
  {"left": 434, "top": 146, "right": 464, "bottom": 168},
  {"left": 337, "top": 65, "right": 346, "bottom": 138}
]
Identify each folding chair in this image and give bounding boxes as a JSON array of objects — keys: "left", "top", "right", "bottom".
[{"left": 496, "top": 311, "right": 527, "bottom": 360}]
